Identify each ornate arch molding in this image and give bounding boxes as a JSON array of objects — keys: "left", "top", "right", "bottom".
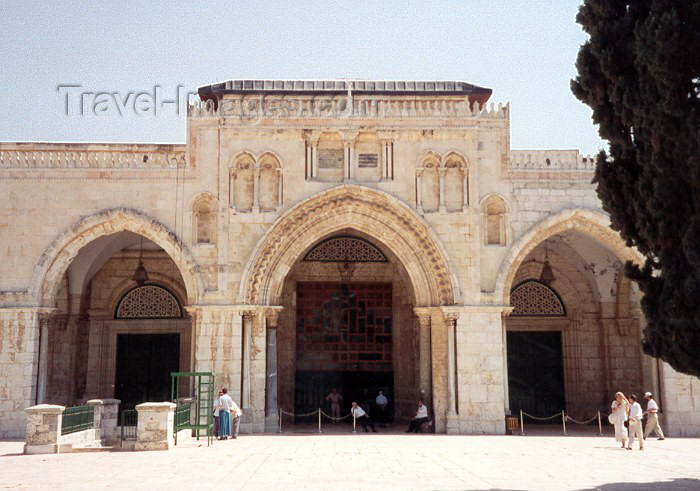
[
  {"left": 494, "top": 208, "right": 643, "bottom": 305},
  {"left": 30, "top": 208, "right": 204, "bottom": 307},
  {"left": 239, "top": 185, "right": 460, "bottom": 306}
]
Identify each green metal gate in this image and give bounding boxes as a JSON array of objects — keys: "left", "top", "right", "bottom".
[{"left": 170, "top": 371, "right": 215, "bottom": 446}]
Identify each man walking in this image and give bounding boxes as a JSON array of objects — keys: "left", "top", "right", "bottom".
[
  {"left": 375, "top": 390, "right": 388, "bottom": 426},
  {"left": 643, "top": 392, "right": 665, "bottom": 440},
  {"left": 627, "top": 394, "right": 644, "bottom": 450}
]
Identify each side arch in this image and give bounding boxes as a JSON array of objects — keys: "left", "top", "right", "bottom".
[
  {"left": 494, "top": 208, "right": 643, "bottom": 305},
  {"left": 30, "top": 208, "right": 204, "bottom": 306},
  {"left": 239, "top": 185, "right": 460, "bottom": 306}
]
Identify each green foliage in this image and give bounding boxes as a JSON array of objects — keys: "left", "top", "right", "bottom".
[{"left": 572, "top": 0, "right": 700, "bottom": 376}]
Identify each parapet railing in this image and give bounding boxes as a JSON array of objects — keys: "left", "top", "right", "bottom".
[
  {"left": 189, "top": 97, "right": 509, "bottom": 120},
  {"left": 61, "top": 405, "right": 95, "bottom": 435},
  {"left": 0, "top": 143, "right": 186, "bottom": 170},
  {"left": 508, "top": 150, "right": 596, "bottom": 173}
]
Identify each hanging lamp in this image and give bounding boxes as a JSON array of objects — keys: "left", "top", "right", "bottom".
[
  {"left": 132, "top": 236, "right": 150, "bottom": 286},
  {"left": 539, "top": 239, "right": 556, "bottom": 286}
]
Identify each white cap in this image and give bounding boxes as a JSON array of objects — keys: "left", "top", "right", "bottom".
[{"left": 644, "top": 392, "right": 652, "bottom": 397}]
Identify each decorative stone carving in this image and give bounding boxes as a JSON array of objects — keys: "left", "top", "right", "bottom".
[
  {"left": 31, "top": 208, "right": 203, "bottom": 307},
  {"left": 115, "top": 285, "right": 183, "bottom": 319},
  {"left": 242, "top": 186, "right": 456, "bottom": 306},
  {"left": 303, "top": 236, "right": 387, "bottom": 262},
  {"left": 510, "top": 280, "right": 565, "bottom": 316}
]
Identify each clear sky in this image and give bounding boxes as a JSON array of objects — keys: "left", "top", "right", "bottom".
[{"left": 0, "top": 0, "right": 606, "bottom": 155}]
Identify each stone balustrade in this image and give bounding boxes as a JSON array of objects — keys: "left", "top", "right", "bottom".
[
  {"left": 0, "top": 143, "right": 186, "bottom": 170},
  {"left": 189, "top": 97, "right": 508, "bottom": 120},
  {"left": 509, "top": 150, "right": 595, "bottom": 172}
]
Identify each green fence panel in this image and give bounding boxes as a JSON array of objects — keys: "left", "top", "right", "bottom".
[{"left": 61, "top": 405, "right": 94, "bottom": 435}]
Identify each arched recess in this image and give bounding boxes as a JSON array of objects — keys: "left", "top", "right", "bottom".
[
  {"left": 192, "top": 193, "right": 217, "bottom": 244},
  {"left": 30, "top": 208, "right": 203, "bottom": 307},
  {"left": 494, "top": 208, "right": 643, "bottom": 305},
  {"left": 239, "top": 185, "right": 460, "bottom": 307}
]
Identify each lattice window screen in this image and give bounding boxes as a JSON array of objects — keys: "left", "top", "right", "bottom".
[
  {"left": 510, "top": 280, "right": 565, "bottom": 316},
  {"left": 304, "top": 236, "right": 387, "bottom": 262},
  {"left": 115, "top": 285, "right": 183, "bottom": 319}
]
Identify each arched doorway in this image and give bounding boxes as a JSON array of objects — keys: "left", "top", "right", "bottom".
[
  {"left": 239, "top": 185, "right": 459, "bottom": 431},
  {"left": 504, "top": 229, "right": 646, "bottom": 420},
  {"left": 33, "top": 210, "right": 201, "bottom": 408},
  {"left": 278, "top": 233, "right": 417, "bottom": 423}
]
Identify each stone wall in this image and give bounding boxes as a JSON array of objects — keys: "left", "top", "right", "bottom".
[{"left": 661, "top": 364, "right": 700, "bottom": 437}]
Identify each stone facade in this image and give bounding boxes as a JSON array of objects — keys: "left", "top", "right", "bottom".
[{"left": 1, "top": 79, "right": 698, "bottom": 438}]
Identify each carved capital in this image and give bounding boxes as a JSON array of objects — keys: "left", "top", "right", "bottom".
[{"left": 265, "top": 307, "right": 282, "bottom": 328}]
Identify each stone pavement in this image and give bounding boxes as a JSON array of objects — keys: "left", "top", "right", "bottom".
[{"left": 0, "top": 431, "right": 698, "bottom": 490}]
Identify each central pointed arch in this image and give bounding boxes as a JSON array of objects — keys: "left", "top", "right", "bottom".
[{"left": 240, "top": 185, "right": 459, "bottom": 306}]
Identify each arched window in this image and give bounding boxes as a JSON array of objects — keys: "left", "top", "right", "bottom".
[
  {"left": 258, "top": 153, "right": 281, "bottom": 211},
  {"left": 193, "top": 196, "right": 215, "bottom": 244},
  {"left": 483, "top": 195, "right": 507, "bottom": 245},
  {"left": 231, "top": 154, "right": 255, "bottom": 212},
  {"left": 444, "top": 153, "right": 468, "bottom": 211},
  {"left": 510, "top": 280, "right": 566, "bottom": 316},
  {"left": 115, "top": 284, "right": 183, "bottom": 319},
  {"left": 418, "top": 155, "right": 440, "bottom": 213}
]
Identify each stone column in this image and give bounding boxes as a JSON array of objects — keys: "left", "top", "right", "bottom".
[
  {"left": 229, "top": 171, "right": 236, "bottom": 211},
  {"left": 265, "top": 308, "right": 282, "bottom": 432},
  {"left": 430, "top": 310, "right": 448, "bottom": 433},
  {"left": 462, "top": 169, "right": 469, "bottom": 210},
  {"left": 249, "top": 309, "right": 267, "bottom": 433},
  {"left": 453, "top": 306, "right": 509, "bottom": 434},
  {"left": 415, "top": 169, "right": 424, "bottom": 214},
  {"left": 135, "top": 402, "right": 176, "bottom": 451},
  {"left": 24, "top": 404, "right": 64, "bottom": 454},
  {"left": 252, "top": 167, "right": 260, "bottom": 213},
  {"left": 381, "top": 140, "right": 389, "bottom": 179},
  {"left": 444, "top": 311, "right": 459, "bottom": 434},
  {"left": 0, "top": 308, "right": 47, "bottom": 439},
  {"left": 241, "top": 311, "right": 253, "bottom": 410},
  {"left": 414, "top": 309, "right": 432, "bottom": 406},
  {"left": 438, "top": 168, "right": 447, "bottom": 213},
  {"left": 343, "top": 140, "right": 355, "bottom": 181},
  {"left": 36, "top": 312, "right": 51, "bottom": 404}
]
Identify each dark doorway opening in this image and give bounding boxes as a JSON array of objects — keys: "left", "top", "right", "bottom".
[
  {"left": 507, "top": 330, "right": 565, "bottom": 419},
  {"left": 115, "top": 333, "right": 180, "bottom": 412},
  {"left": 295, "top": 282, "right": 394, "bottom": 422}
]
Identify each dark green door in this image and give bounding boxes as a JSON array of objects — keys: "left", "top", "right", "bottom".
[
  {"left": 114, "top": 333, "right": 180, "bottom": 411},
  {"left": 507, "top": 331, "right": 565, "bottom": 419}
]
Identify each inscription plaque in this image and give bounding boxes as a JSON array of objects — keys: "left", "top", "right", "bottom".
[
  {"left": 358, "top": 153, "right": 378, "bottom": 168},
  {"left": 318, "top": 148, "right": 344, "bottom": 169}
]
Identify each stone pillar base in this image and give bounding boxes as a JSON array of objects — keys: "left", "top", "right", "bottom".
[
  {"left": 446, "top": 411, "right": 460, "bottom": 435},
  {"left": 135, "top": 402, "right": 175, "bottom": 452},
  {"left": 265, "top": 413, "right": 280, "bottom": 433}
]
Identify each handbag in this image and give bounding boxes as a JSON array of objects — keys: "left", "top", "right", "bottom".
[{"left": 624, "top": 420, "right": 629, "bottom": 428}]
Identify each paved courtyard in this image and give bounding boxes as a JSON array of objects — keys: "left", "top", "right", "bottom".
[{"left": 1, "top": 429, "right": 699, "bottom": 490}]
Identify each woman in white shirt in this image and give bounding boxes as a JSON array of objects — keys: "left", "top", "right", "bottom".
[{"left": 610, "top": 392, "right": 630, "bottom": 449}]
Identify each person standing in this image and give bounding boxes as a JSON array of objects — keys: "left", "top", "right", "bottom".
[
  {"left": 627, "top": 394, "right": 644, "bottom": 450},
  {"left": 218, "top": 388, "right": 235, "bottom": 440},
  {"left": 375, "top": 390, "right": 388, "bottom": 426},
  {"left": 405, "top": 399, "right": 430, "bottom": 433},
  {"left": 213, "top": 389, "right": 223, "bottom": 438},
  {"left": 351, "top": 402, "right": 377, "bottom": 432},
  {"left": 610, "top": 392, "right": 630, "bottom": 449},
  {"left": 325, "top": 388, "right": 343, "bottom": 423},
  {"left": 229, "top": 397, "right": 243, "bottom": 439},
  {"left": 643, "top": 392, "right": 665, "bottom": 440}
]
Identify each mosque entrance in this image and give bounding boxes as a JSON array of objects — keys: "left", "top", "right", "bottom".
[
  {"left": 507, "top": 331, "right": 565, "bottom": 418},
  {"left": 114, "top": 333, "right": 180, "bottom": 411},
  {"left": 294, "top": 282, "right": 394, "bottom": 420}
]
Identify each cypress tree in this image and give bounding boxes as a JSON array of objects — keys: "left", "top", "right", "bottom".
[{"left": 572, "top": 0, "right": 700, "bottom": 376}]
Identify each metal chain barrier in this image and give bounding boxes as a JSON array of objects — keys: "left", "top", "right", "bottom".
[
  {"left": 278, "top": 408, "right": 353, "bottom": 433},
  {"left": 519, "top": 409, "right": 606, "bottom": 436}
]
